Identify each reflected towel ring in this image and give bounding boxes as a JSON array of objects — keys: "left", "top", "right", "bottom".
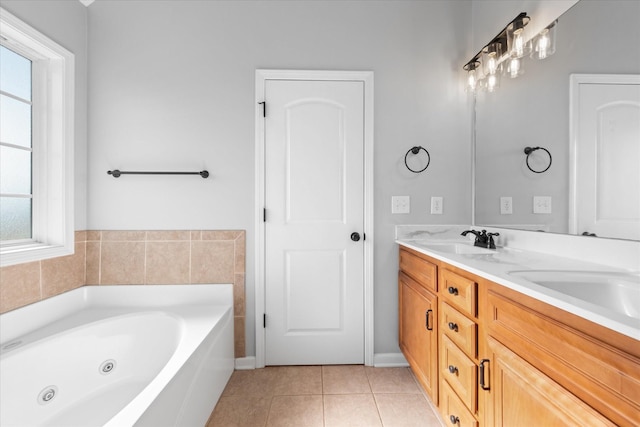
[
  {"left": 524, "top": 146, "right": 552, "bottom": 173},
  {"left": 405, "top": 146, "right": 431, "bottom": 173}
]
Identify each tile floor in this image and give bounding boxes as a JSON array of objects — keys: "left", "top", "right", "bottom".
[{"left": 207, "top": 365, "right": 444, "bottom": 427}]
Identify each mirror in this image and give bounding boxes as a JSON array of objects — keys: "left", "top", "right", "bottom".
[{"left": 474, "top": 0, "right": 640, "bottom": 240}]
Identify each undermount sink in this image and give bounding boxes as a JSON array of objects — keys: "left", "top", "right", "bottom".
[
  {"left": 413, "top": 242, "right": 495, "bottom": 255},
  {"left": 507, "top": 270, "right": 640, "bottom": 320}
]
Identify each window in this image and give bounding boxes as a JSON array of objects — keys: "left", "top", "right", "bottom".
[{"left": 0, "top": 8, "right": 74, "bottom": 267}]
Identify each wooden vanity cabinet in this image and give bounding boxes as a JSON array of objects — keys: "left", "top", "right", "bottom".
[
  {"left": 398, "top": 245, "right": 640, "bottom": 427},
  {"left": 482, "top": 281, "right": 640, "bottom": 427},
  {"left": 398, "top": 248, "right": 439, "bottom": 402}
]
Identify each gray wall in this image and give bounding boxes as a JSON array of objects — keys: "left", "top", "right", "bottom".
[
  {"left": 2, "top": 0, "right": 88, "bottom": 230},
  {"left": 86, "top": 0, "right": 473, "bottom": 357}
]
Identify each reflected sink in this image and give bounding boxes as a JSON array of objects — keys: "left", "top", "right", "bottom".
[
  {"left": 413, "top": 242, "right": 496, "bottom": 255},
  {"left": 507, "top": 270, "right": 640, "bottom": 320}
]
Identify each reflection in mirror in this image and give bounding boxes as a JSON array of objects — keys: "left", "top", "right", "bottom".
[{"left": 474, "top": 0, "right": 640, "bottom": 241}]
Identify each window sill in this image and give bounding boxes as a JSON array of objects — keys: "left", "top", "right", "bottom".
[{"left": 1, "top": 243, "right": 74, "bottom": 268}]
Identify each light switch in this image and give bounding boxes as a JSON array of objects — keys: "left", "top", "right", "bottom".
[
  {"left": 392, "top": 196, "right": 410, "bottom": 214},
  {"left": 533, "top": 196, "right": 552, "bottom": 214}
]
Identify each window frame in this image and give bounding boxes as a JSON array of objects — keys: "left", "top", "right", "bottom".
[{"left": 0, "top": 7, "right": 75, "bottom": 267}]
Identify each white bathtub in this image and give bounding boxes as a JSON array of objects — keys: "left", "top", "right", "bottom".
[{"left": 0, "top": 284, "right": 234, "bottom": 427}]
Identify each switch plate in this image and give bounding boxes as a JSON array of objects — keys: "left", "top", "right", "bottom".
[
  {"left": 500, "top": 197, "right": 513, "bottom": 215},
  {"left": 392, "top": 196, "right": 410, "bottom": 214},
  {"left": 430, "top": 196, "right": 443, "bottom": 214},
  {"left": 533, "top": 196, "right": 552, "bottom": 214}
]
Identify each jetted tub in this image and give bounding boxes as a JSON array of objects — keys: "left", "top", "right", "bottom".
[{"left": 0, "top": 284, "right": 234, "bottom": 427}]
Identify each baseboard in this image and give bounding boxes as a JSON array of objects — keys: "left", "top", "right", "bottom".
[
  {"left": 234, "top": 356, "right": 256, "bottom": 370},
  {"left": 373, "top": 352, "right": 409, "bottom": 367},
  {"left": 235, "top": 354, "right": 407, "bottom": 369}
]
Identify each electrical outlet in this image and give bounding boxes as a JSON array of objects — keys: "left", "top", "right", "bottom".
[
  {"left": 392, "top": 196, "right": 410, "bottom": 214},
  {"left": 533, "top": 196, "right": 552, "bottom": 214},
  {"left": 500, "top": 197, "right": 513, "bottom": 214},
  {"left": 430, "top": 196, "right": 443, "bottom": 214}
]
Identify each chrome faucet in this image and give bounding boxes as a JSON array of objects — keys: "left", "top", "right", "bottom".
[{"left": 461, "top": 229, "right": 500, "bottom": 249}]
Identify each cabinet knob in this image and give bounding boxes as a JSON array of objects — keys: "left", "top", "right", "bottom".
[
  {"left": 449, "top": 415, "right": 460, "bottom": 425},
  {"left": 448, "top": 322, "right": 458, "bottom": 332},
  {"left": 448, "top": 365, "right": 458, "bottom": 374},
  {"left": 448, "top": 286, "right": 458, "bottom": 295}
]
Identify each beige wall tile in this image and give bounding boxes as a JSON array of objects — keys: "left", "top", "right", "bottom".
[
  {"left": 100, "top": 241, "right": 145, "bottom": 284},
  {"left": 41, "top": 242, "right": 86, "bottom": 298},
  {"left": 191, "top": 240, "right": 234, "bottom": 283},
  {"left": 234, "top": 233, "right": 245, "bottom": 274},
  {"left": 145, "top": 241, "right": 190, "bottom": 284},
  {"left": 0, "top": 262, "right": 41, "bottom": 313},
  {"left": 190, "top": 230, "right": 202, "bottom": 240},
  {"left": 146, "top": 230, "right": 190, "bottom": 241},
  {"left": 101, "top": 230, "right": 146, "bottom": 241},
  {"left": 86, "top": 230, "right": 102, "bottom": 241},
  {"left": 233, "top": 273, "right": 245, "bottom": 315},
  {"left": 234, "top": 316, "right": 245, "bottom": 358},
  {"left": 75, "top": 230, "right": 87, "bottom": 242},
  {"left": 202, "top": 230, "right": 242, "bottom": 241},
  {"left": 85, "top": 242, "right": 101, "bottom": 285}
]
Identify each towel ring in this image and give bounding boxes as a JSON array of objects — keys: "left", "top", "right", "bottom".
[
  {"left": 405, "top": 146, "right": 431, "bottom": 173},
  {"left": 524, "top": 146, "right": 552, "bottom": 173}
]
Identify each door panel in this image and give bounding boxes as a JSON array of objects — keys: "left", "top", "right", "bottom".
[
  {"left": 572, "top": 76, "right": 640, "bottom": 240},
  {"left": 265, "top": 79, "right": 364, "bottom": 365}
]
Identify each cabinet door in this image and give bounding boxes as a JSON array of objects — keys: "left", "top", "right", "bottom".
[
  {"left": 486, "top": 336, "right": 615, "bottom": 427},
  {"left": 399, "top": 272, "right": 438, "bottom": 402}
]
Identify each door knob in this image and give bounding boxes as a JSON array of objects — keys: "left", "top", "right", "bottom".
[{"left": 350, "top": 232, "right": 361, "bottom": 242}]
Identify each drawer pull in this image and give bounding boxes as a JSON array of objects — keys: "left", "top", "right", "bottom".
[
  {"left": 479, "top": 358, "right": 490, "bottom": 390},
  {"left": 448, "top": 322, "right": 458, "bottom": 332},
  {"left": 448, "top": 286, "right": 458, "bottom": 295},
  {"left": 448, "top": 365, "right": 458, "bottom": 374},
  {"left": 449, "top": 415, "right": 460, "bottom": 425},
  {"left": 425, "top": 309, "right": 433, "bottom": 331}
]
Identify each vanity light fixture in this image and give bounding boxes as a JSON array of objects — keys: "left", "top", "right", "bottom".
[{"left": 463, "top": 12, "right": 559, "bottom": 93}]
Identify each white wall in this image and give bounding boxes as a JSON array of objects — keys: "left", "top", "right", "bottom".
[
  {"left": 86, "top": 0, "right": 473, "bottom": 356},
  {"left": 1, "top": 0, "right": 88, "bottom": 230}
]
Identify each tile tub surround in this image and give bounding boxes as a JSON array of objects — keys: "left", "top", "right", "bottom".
[{"left": 0, "top": 229, "right": 246, "bottom": 357}]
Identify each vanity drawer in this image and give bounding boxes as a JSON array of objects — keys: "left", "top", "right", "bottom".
[
  {"left": 441, "top": 269, "right": 477, "bottom": 317},
  {"left": 441, "top": 302, "right": 477, "bottom": 359},
  {"left": 399, "top": 248, "right": 437, "bottom": 292},
  {"left": 441, "top": 334, "right": 478, "bottom": 412},
  {"left": 440, "top": 381, "right": 478, "bottom": 427}
]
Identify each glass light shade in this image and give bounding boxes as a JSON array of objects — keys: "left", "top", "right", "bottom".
[
  {"left": 482, "top": 42, "right": 502, "bottom": 76},
  {"left": 466, "top": 67, "right": 478, "bottom": 92},
  {"left": 506, "top": 56, "right": 524, "bottom": 79},
  {"left": 507, "top": 18, "right": 531, "bottom": 58},
  {"left": 486, "top": 73, "right": 500, "bottom": 92},
  {"left": 532, "top": 20, "right": 557, "bottom": 60}
]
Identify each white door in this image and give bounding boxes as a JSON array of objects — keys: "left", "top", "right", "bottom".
[
  {"left": 571, "top": 75, "right": 640, "bottom": 240},
  {"left": 264, "top": 79, "right": 365, "bottom": 365}
]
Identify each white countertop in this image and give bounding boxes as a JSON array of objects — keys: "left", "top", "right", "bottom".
[{"left": 396, "top": 237, "right": 640, "bottom": 341}]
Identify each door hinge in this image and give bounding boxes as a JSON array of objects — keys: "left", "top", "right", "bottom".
[
  {"left": 363, "top": 233, "right": 366, "bottom": 241},
  {"left": 258, "top": 101, "right": 266, "bottom": 118},
  {"left": 263, "top": 208, "right": 266, "bottom": 222},
  {"left": 263, "top": 313, "right": 266, "bottom": 328}
]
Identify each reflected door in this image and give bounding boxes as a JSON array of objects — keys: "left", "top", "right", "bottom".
[
  {"left": 264, "top": 79, "right": 365, "bottom": 365},
  {"left": 571, "top": 74, "right": 640, "bottom": 240}
]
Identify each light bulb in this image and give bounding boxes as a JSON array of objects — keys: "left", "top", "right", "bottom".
[
  {"left": 467, "top": 68, "right": 477, "bottom": 92},
  {"left": 506, "top": 57, "right": 522, "bottom": 78},
  {"left": 532, "top": 20, "right": 557, "bottom": 60},
  {"left": 507, "top": 16, "right": 531, "bottom": 59},
  {"left": 487, "top": 74, "right": 499, "bottom": 92}
]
